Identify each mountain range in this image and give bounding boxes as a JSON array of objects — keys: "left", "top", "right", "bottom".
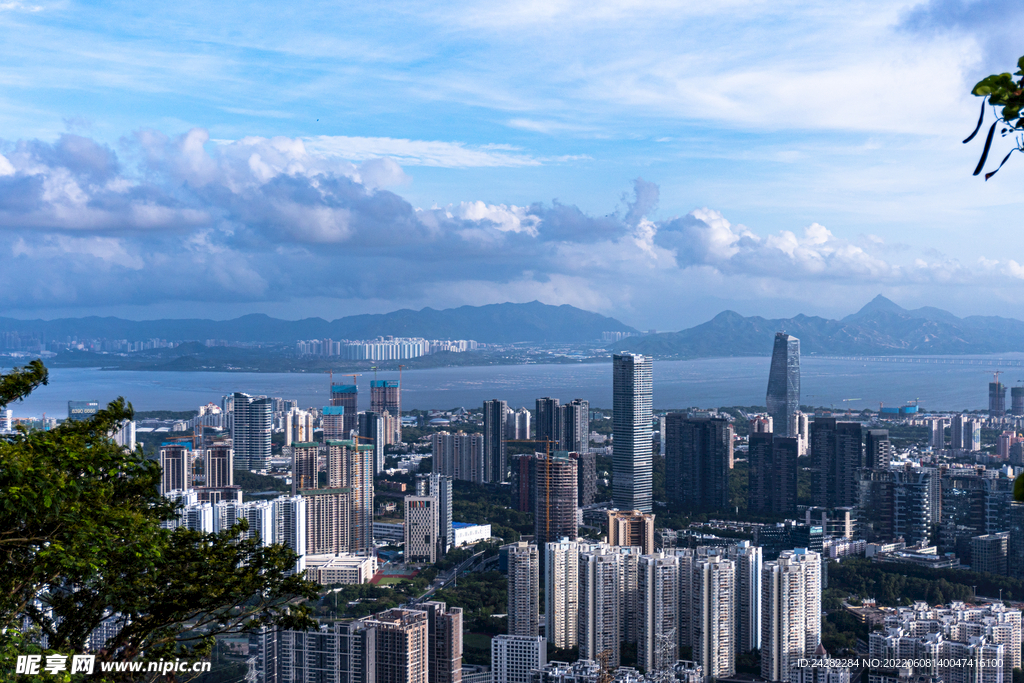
[
  {"left": 611, "top": 295, "right": 1024, "bottom": 358},
  {"left": 0, "top": 301, "right": 637, "bottom": 345}
]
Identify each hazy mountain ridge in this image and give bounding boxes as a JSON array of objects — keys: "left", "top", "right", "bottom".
[
  {"left": 0, "top": 301, "right": 637, "bottom": 344},
  {"left": 611, "top": 295, "right": 1024, "bottom": 358}
]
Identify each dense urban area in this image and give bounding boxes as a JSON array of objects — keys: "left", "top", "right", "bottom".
[{"left": 7, "top": 330, "right": 1024, "bottom": 683}]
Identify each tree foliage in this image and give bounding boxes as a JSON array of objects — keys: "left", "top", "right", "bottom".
[
  {"left": 0, "top": 362, "right": 320, "bottom": 681},
  {"left": 966, "top": 56, "right": 1024, "bottom": 179}
]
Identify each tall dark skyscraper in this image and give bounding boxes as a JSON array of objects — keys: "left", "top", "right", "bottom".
[
  {"left": 613, "top": 353, "right": 653, "bottom": 513},
  {"left": 665, "top": 414, "right": 732, "bottom": 511},
  {"left": 865, "top": 429, "right": 892, "bottom": 469},
  {"left": 561, "top": 398, "right": 590, "bottom": 453},
  {"left": 990, "top": 380, "right": 1007, "bottom": 418},
  {"left": 483, "top": 399, "right": 508, "bottom": 483},
  {"left": 766, "top": 332, "right": 800, "bottom": 437},
  {"left": 329, "top": 383, "right": 358, "bottom": 437},
  {"left": 1012, "top": 386, "right": 1024, "bottom": 417},
  {"left": 811, "top": 417, "right": 862, "bottom": 508},
  {"left": 535, "top": 397, "right": 561, "bottom": 447},
  {"left": 747, "top": 433, "right": 798, "bottom": 515},
  {"left": 232, "top": 391, "right": 272, "bottom": 471}
]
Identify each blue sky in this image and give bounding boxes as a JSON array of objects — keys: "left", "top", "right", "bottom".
[{"left": 2, "top": 0, "right": 1024, "bottom": 330}]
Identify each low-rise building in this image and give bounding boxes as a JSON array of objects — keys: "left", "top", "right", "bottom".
[
  {"left": 452, "top": 522, "right": 492, "bottom": 547},
  {"left": 304, "top": 553, "right": 377, "bottom": 585}
]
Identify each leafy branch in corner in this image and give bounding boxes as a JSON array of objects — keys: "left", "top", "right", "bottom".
[{"left": 965, "top": 55, "right": 1024, "bottom": 180}]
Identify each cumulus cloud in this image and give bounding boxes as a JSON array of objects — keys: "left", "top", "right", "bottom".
[
  {"left": 900, "top": 0, "right": 1024, "bottom": 73},
  {"left": 1, "top": 129, "right": 1020, "bottom": 319}
]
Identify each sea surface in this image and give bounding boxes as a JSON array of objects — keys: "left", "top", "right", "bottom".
[{"left": 8, "top": 354, "right": 1024, "bottom": 418}]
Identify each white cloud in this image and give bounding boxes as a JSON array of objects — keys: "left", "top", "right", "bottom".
[{"left": 303, "top": 135, "right": 543, "bottom": 168}]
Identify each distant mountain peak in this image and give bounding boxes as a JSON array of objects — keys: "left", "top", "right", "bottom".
[{"left": 843, "top": 294, "right": 907, "bottom": 321}]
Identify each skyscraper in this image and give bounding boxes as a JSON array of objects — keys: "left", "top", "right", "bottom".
[
  {"left": 561, "top": 399, "right": 590, "bottom": 453},
  {"left": 232, "top": 392, "right": 272, "bottom": 471},
  {"left": 431, "top": 431, "right": 484, "bottom": 483},
  {"left": 607, "top": 510, "right": 656, "bottom": 554},
  {"left": 579, "top": 547, "right": 623, "bottom": 667},
  {"left": 483, "top": 399, "right": 508, "bottom": 483},
  {"left": 363, "top": 608, "right": 429, "bottom": 683},
  {"left": 535, "top": 397, "right": 561, "bottom": 446},
  {"left": 638, "top": 552, "right": 679, "bottom": 673},
  {"left": 761, "top": 549, "right": 822, "bottom": 683},
  {"left": 665, "top": 415, "right": 732, "bottom": 512},
  {"left": 545, "top": 539, "right": 580, "bottom": 649},
  {"left": 405, "top": 495, "right": 440, "bottom": 564},
  {"left": 1013, "top": 387, "right": 1024, "bottom": 417},
  {"left": 330, "top": 383, "right": 358, "bottom": 437},
  {"left": 810, "top": 418, "right": 862, "bottom": 509},
  {"left": 358, "top": 410, "right": 386, "bottom": 474},
  {"left": 503, "top": 541, "right": 540, "bottom": 637},
  {"left": 370, "top": 379, "right": 402, "bottom": 443},
  {"left": 533, "top": 452, "right": 578, "bottom": 548},
  {"left": 203, "top": 443, "right": 233, "bottom": 488},
  {"left": 692, "top": 553, "right": 736, "bottom": 681},
  {"left": 422, "top": 601, "right": 463, "bottom": 683},
  {"left": 613, "top": 353, "right": 653, "bottom": 513},
  {"left": 159, "top": 443, "right": 191, "bottom": 494},
  {"left": 417, "top": 472, "right": 453, "bottom": 557},
  {"left": 748, "top": 433, "right": 798, "bottom": 515},
  {"left": 865, "top": 429, "right": 892, "bottom": 469},
  {"left": 991, "top": 380, "right": 1007, "bottom": 418},
  {"left": 727, "top": 541, "right": 763, "bottom": 654},
  {"left": 766, "top": 333, "right": 800, "bottom": 438}
]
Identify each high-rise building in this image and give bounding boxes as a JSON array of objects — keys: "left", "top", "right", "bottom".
[
  {"left": 370, "top": 380, "right": 401, "bottom": 443},
  {"left": 810, "top": 419, "right": 862, "bottom": 509},
  {"left": 330, "top": 383, "right": 359, "bottom": 438},
  {"left": 536, "top": 397, "right": 561, "bottom": 446},
  {"left": 789, "top": 411, "right": 810, "bottom": 456},
  {"left": 483, "top": 399, "right": 508, "bottom": 483},
  {"left": 232, "top": 392, "right": 273, "bottom": 471},
  {"left": 358, "top": 411, "right": 386, "bottom": 474},
  {"left": 405, "top": 495, "right": 440, "bottom": 564},
  {"left": 761, "top": 549, "right": 821, "bottom": 683},
  {"left": 363, "top": 608, "right": 429, "bottom": 683},
  {"left": 490, "top": 635, "right": 546, "bottom": 683},
  {"left": 1013, "top": 387, "right": 1024, "bottom": 417},
  {"left": 416, "top": 472, "right": 453, "bottom": 557},
  {"left": 726, "top": 541, "right": 763, "bottom": 653},
  {"left": 607, "top": 510, "right": 656, "bottom": 554},
  {"left": 973, "top": 532, "right": 1010, "bottom": 575},
  {"left": 533, "top": 452, "right": 578, "bottom": 547},
  {"left": 748, "top": 433, "right": 798, "bottom": 515},
  {"left": 865, "top": 429, "right": 892, "bottom": 469},
  {"left": 291, "top": 442, "right": 319, "bottom": 494},
  {"left": 561, "top": 399, "right": 590, "bottom": 453},
  {"left": 431, "top": 431, "right": 484, "bottom": 483},
  {"left": 692, "top": 552, "right": 735, "bottom": 681},
  {"left": 503, "top": 541, "right": 540, "bottom": 637},
  {"left": 545, "top": 539, "right": 580, "bottom": 649},
  {"left": 159, "top": 443, "right": 191, "bottom": 495},
  {"left": 991, "top": 380, "right": 1008, "bottom": 418},
  {"left": 203, "top": 443, "right": 232, "bottom": 488},
  {"left": 766, "top": 333, "right": 800, "bottom": 438},
  {"left": 613, "top": 353, "right": 654, "bottom": 513},
  {"left": 577, "top": 451, "right": 597, "bottom": 507},
  {"left": 273, "top": 495, "right": 307, "bottom": 575},
  {"left": 284, "top": 407, "right": 314, "bottom": 446},
  {"left": 930, "top": 418, "right": 946, "bottom": 450},
  {"left": 579, "top": 546, "right": 623, "bottom": 667},
  {"left": 638, "top": 552, "right": 679, "bottom": 673},
  {"left": 321, "top": 406, "right": 346, "bottom": 441},
  {"left": 665, "top": 415, "right": 732, "bottom": 512},
  {"left": 422, "top": 601, "right": 463, "bottom": 683}
]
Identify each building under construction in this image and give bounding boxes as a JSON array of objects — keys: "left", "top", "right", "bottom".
[{"left": 533, "top": 452, "right": 579, "bottom": 548}]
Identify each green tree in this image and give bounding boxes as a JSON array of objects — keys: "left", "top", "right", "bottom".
[
  {"left": 0, "top": 361, "right": 319, "bottom": 681},
  {"left": 965, "top": 56, "right": 1024, "bottom": 179}
]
